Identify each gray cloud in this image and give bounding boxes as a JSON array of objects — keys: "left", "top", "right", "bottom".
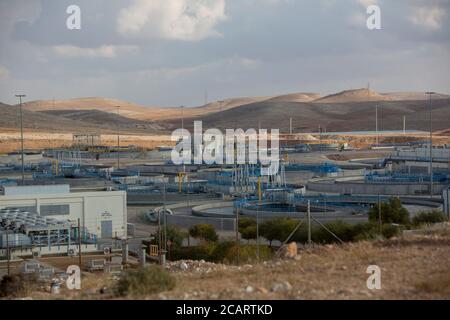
[{"left": 0, "top": 0, "right": 449, "bottom": 106}]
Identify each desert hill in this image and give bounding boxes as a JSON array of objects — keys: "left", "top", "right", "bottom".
[
  {"left": 267, "top": 93, "right": 321, "bottom": 103},
  {"left": 313, "top": 88, "right": 392, "bottom": 103},
  {"left": 3, "top": 89, "right": 450, "bottom": 134},
  {"left": 381, "top": 92, "right": 450, "bottom": 101},
  {"left": 173, "top": 98, "right": 450, "bottom": 133}
]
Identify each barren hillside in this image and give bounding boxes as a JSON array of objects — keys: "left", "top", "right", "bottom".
[
  {"left": 170, "top": 98, "right": 450, "bottom": 133},
  {"left": 314, "top": 89, "right": 392, "bottom": 103},
  {"left": 3, "top": 89, "right": 450, "bottom": 135}
]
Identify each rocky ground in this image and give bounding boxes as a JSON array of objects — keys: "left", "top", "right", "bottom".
[{"left": 20, "top": 226, "right": 450, "bottom": 300}]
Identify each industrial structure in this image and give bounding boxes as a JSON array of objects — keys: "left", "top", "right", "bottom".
[{"left": 0, "top": 185, "right": 126, "bottom": 257}]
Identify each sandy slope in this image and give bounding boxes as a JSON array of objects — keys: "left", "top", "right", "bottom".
[{"left": 313, "top": 89, "right": 392, "bottom": 103}]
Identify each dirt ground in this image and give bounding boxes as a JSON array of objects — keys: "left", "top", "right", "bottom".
[
  {"left": 0, "top": 131, "right": 173, "bottom": 153},
  {"left": 21, "top": 226, "right": 450, "bottom": 300}
]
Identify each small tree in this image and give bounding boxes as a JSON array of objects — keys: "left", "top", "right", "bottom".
[
  {"left": 260, "top": 218, "right": 298, "bottom": 246},
  {"left": 239, "top": 217, "right": 256, "bottom": 231},
  {"left": 412, "top": 210, "right": 446, "bottom": 227},
  {"left": 241, "top": 225, "right": 257, "bottom": 243},
  {"left": 189, "top": 224, "right": 218, "bottom": 242},
  {"left": 150, "top": 225, "right": 186, "bottom": 249},
  {"left": 238, "top": 218, "right": 257, "bottom": 243},
  {"left": 369, "top": 197, "right": 410, "bottom": 225}
]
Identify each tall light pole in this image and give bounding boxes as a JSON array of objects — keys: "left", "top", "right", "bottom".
[
  {"left": 426, "top": 92, "right": 435, "bottom": 198},
  {"left": 15, "top": 94, "right": 26, "bottom": 185},
  {"left": 180, "top": 106, "right": 185, "bottom": 174},
  {"left": 375, "top": 104, "right": 379, "bottom": 146},
  {"left": 116, "top": 106, "right": 120, "bottom": 170}
]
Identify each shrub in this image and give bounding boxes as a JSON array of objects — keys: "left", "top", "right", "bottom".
[
  {"left": 171, "top": 245, "right": 212, "bottom": 261},
  {"left": 239, "top": 217, "right": 256, "bottom": 231},
  {"left": 116, "top": 265, "right": 175, "bottom": 297},
  {"left": 0, "top": 274, "right": 37, "bottom": 298},
  {"left": 189, "top": 224, "right": 219, "bottom": 242},
  {"left": 150, "top": 225, "right": 186, "bottom": 249},
  {"left": 260, "top": 218, "right": 298, "bottom": 246},
  {"left": 241, "top": 225, "right": 257, "bottom": 243},
  {"left": 170, "top": 242, "right": 274, "bottom": 264},
  {"left": 381, "top": 223, "right": 402, "bottom": 239},
  {"left": 314, "top": 220, "right": 355, "bottom": 243},
  {"left": 238, "top": 218, "right": 257, "bottom": 243},
  {"left": 209, "top": 241, "right": 236, "bottom": 262},
  {"left": 412, "top": 210, "right": 446, "bottom": 227},
  {"left": 368, "top": 197, "right": 410, "bottom": 225},
  {"left": 224, "top": 244, "right": 274, "bottom": 264}
]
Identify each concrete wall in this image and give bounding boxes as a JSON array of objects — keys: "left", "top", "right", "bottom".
[{"left": 308, "top": 180, "right": 447, "bottom": 195}]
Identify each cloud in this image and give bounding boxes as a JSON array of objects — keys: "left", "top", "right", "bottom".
[
  {"left": 117, "top": 0, "right": 227, "bottom": 41},
  {"left": 53, "top": 45, "right": 139, "bottom": 58},
  {"left": 0, "top": 66, "right": 10, "bottom": 78},
  {"left": 409, "top": 6, "right": 445, "bottom": 31}
]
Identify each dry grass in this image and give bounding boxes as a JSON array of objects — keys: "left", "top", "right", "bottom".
[{"left": 20, "top": 228, "right": 450, "bottom": 300}]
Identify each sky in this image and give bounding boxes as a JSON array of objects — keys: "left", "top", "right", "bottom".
[{"left": 0, "top": 0, "right": 449, "bottom": 107}]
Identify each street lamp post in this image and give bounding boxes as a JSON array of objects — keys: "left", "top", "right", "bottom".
[
  {"left": 116, "top": 106, "right": 120, "bottom": 170},
  {"left": 15, "top": 94, "right": 26, "bottom": 185},
  {"left": 425, "top": 92, "right": 435, "bottom": 198}
]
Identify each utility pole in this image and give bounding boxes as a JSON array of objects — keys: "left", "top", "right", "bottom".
[
  {"left": 426, "top": 92, "right": 435, "bottom": 198},
  {"left": 235, "top": 206, "right": 240, "bottom": 265},
  {"left": 180, "top": 106, "right": 185, "bottom": 174},
  {"left": 218, "top": 100, "right": 224, "bottom": 113},
  {"left": 256, "top": 203, "right": 260, "bottom": 264},
  {"left": 77, "top": 218, "right": 82, "bottom": 271},
  {"left": 15, "top": 94, "right": 26, "bottom": 185},
  {"left": 375, "top": 104, "right": 379, "bottom": 147},
  {"left": 403, "top": 116, "right": 406, "bottom": 136},
  {"left": 307, "top": 200, "right": 312, "bottom": 246},
  {"left": 163, "top": 182, "right": 167, "bottom": 254},
  {"left": 116, "top": 106, "right": 120, "bottom": 170},
  {"left": 6, "top": 228, "right": 10, "bottom": 276},
  {"left": 378, "top": 194, "right": 382, "bottom": 237},
  {"left": 158, "top": 209, "right": 162, "bottom": 265},
  {"left": 319, "top": 125, "right": 322, "bottom": 153}
]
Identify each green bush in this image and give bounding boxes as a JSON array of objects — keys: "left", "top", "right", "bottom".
[
  {"left": 291, "top": 221, "right": 400, "bottom": 244},
  {"left": 170, "top": 242, "right": 274, "bottom": 264},
  {"left": 0, "top": 274, "right": 37, "bottom": 298},
  {"left": 241, "top": 225, "right": 257, "bottom": 243},
  {"left": 381, "top": 223, "right": 402, "bottom": 239},
  {"left": 116, "top": 265, "right": 175, "bottom": 297},
  {"left": 209, "top": 241, "right": 236, "bottom": 262},
  {"left": 189, "top": 224, "right": 219, "bottom": 242},
  {"left": 239, "top": 217, "right": 256, "bottom": 230},
  {"left": 412, "top": 210, "right": 446, "bottom": 227},
  {"left": 149, "top": 225, "right": 186, "bottom": 249},
  {"left": 224, "top": 244, "right": 274, "bottom": 264},
  {"left": 260, "top": 218, "right": 298, "bottom": 246},
  {"left": 368, "top": 197, "right": 410, "bottom": 225},
  {"left": 171, "top": 245, "right": 212, "bottom": 261},
  {"left": 314, "top": 220, "right": 355, "bottom": 243}
]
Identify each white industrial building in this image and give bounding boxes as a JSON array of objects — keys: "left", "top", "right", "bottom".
[{"left": 0, "top": 185, "right": 127, "bottom": 241}]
